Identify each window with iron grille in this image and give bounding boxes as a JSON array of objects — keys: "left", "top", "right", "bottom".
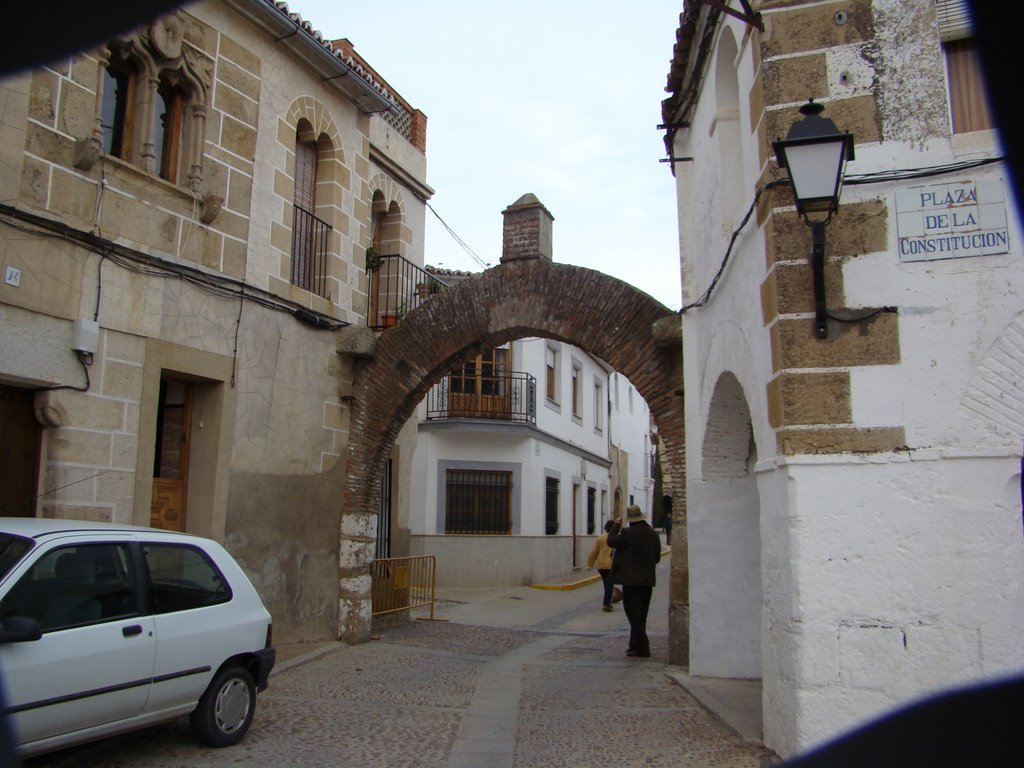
[
  {"left": 445, "top": 469, "right": 512, "bottom": 534},
  {"left": 571, "top": 363, "right": 582, "bottom": 419},
  {"left": 587, "top": 487, "right": 596, "bottom": 534},
  {"left": 545, "top": 476, "right": 559, "bottom": 535}
]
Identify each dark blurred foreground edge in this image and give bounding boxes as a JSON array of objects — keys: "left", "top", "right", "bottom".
[
  {"left": 1, "top": 1, "right": 185, "bottom": 75},
  {"left": 778, "top": 674, "right": 1024, "bottom": 767}
]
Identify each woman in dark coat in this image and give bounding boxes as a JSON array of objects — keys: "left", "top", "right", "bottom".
[{"left": 607, "top": 504, "right": 662, "bottom": 658}]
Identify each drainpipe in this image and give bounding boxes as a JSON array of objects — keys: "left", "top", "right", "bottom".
[{"left": 224, "top": 0, "right": 398, "bottom": 115}]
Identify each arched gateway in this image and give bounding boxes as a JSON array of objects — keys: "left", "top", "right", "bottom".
[{"left": 338, "top": 196, "right": 688, "bottom": 664}]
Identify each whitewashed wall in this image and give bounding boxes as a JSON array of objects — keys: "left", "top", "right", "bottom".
[{"left": 674, "top": 4, "right": 1024, "bottom": 758}]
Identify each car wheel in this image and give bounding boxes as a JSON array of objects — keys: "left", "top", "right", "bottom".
[{"left": 190, "top": 665, "right": 256, "bottom": 747}]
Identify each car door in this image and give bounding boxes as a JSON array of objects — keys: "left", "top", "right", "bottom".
[
  {"left": 141, "top": 541, "right": 236, "bottom": 714},
  {"left": 0, "top": 541, "right": 157, "bottom": 746}
]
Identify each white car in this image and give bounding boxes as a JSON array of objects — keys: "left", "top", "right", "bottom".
[{"left": 0, "top": 518, "right": 275, "bottom": 757}]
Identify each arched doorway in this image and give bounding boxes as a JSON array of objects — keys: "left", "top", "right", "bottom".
[
  {"left": 690, "top": 371, "right": 762, "bottom": 678},
  {"left": 340, "top": 257, "right": 687, "bottom": 657}
]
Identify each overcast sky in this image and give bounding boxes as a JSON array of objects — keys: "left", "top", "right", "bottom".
[{"left": 289, "top": 0, "right": 684, "bottom": 310}]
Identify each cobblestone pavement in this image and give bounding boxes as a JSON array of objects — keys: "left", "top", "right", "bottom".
[{"left": 26, "top": 564, "right": 771, "bottom": 768}]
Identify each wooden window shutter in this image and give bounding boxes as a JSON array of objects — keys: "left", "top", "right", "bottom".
[
  {"left": 936, "top": 0, "right": 972, "bottom": 42},
  {"left": 291, "top": 137, "right": 318, "bottom": 287},
  {"left": 945, "top": 39, "right": 991, "bottom": 133},
  {"left": 294, "top": 138, "right": 316, "bottom": 211}
]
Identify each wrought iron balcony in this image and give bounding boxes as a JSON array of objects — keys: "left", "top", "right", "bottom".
[
  {"left": 291, "top": 204, "right": 331, "bottom": 298},
  {"left": 426, "top": 372, "right": 537, "bottom": 424},
  {"left": 367, "top": 253, "right": 446, "bottom": 330}
]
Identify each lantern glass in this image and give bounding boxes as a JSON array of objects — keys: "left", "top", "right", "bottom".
[{"left": 783, "top": 138, "right": 849, "bottom": 214}]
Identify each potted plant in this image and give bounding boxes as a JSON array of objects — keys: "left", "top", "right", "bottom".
[
  {"left": 382, "top": 302, "right": 407, "bottom": 328},
  {"left": 365, "top": 246, "right": 382, "bottom": 272}
]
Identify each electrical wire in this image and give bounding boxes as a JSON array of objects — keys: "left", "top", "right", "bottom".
[
  {"left": 679, "top": 155, "right": 1008, "bottom": 314},
  {"left": 826, "top": 307, "right": 897, "bottom": 324},
  {"left": 36, "top": 351, "right": 92, "bottom": 393},
  {"left": 0, "top": 471, "right": 101, "bottom": 514},
  {"left": 427, "top": 202, "right": 490, "bottom": 270},
  {"left": 679, "top": 180, "right": 784, "bottom": 313},
  {"left": 844, "top": 156, "right": 1004, "bottom": 185},
  {"left": 231, "top": 287, "right": 244, "bottom": 388},
  {"left": 0, "top": 202, "right": 349, "bottom": 330}
]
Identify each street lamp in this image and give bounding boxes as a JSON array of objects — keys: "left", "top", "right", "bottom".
[{"left": 772, "top": 99, "right": 855, "bottom": 338}]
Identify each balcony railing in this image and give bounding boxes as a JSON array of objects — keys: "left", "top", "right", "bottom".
[
  {"left": 291, "top": 204, "right": 331, "bottom": 298},
  {"left": 426, "top": 372, "right": 537, "bottom": 424},
  {"left": 367, "top": 254, "right": 446, "bottom": 330}
]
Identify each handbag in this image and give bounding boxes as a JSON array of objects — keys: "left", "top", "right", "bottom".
[{"left": 612, "top": 586, "right": 623, "bottom": 603}]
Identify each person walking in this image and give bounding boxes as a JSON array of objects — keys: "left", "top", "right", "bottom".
[
  {"left": 586, "top": 520, "right": 616, "bottom": 612},
  {"left": 607, "top": 504, "right": 662, "bottom": 658}
]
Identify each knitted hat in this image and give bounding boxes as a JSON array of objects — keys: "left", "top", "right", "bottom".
[{"left": 625, "top": 505, "right": 645, "bottom": 522}]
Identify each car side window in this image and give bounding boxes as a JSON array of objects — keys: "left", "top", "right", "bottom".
[
  {"left": 0, "top": 543, "right": 139, "bottom": 633},
  {"left": 143, "top": 543, "right": 232, "bottom": 614}
]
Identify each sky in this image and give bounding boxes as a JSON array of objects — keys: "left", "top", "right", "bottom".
[{"left": 289, "top": 0, "right": 684, "bottom": 310}]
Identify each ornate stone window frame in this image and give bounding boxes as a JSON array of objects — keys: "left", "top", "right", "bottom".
[{"left": 80, "top": 12, "right": 212, "bottom": 193}]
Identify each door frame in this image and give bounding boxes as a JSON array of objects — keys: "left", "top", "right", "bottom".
[{"left": 134, "top": 340, "right": 234, "bottom": 540}]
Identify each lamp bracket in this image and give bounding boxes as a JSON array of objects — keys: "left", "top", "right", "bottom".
[
  {"left": 694, "top": 0, "right": 764, "bottom": 31},
  {"left": 810, "top": 220, "right": 828, "bottom": 339}
]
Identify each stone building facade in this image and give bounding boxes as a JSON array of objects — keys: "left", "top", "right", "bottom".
[
  {"left": 663, "top": 0, "right": 1023, "bottom": 758},
  {"left": 0, "top": 0, "right": 430, "bottom": 644}
]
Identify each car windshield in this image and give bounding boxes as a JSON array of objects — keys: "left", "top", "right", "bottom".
[{"left": 0, "top": 534, "right": 33, "bottom": 581}]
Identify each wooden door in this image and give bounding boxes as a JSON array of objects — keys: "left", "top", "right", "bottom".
[
  {"left": 0, "top": 385, "right": 40, "bottom": 516},
  {"left": 449, "top": 348, "right": 510, "bottom": 418},
  {"left": 150, "top": 379, "right": 191, "bottom": 532}
]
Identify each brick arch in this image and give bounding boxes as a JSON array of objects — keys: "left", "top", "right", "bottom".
[
  {"left": 693, "top": 371, "right": 762, "bottom": 680},
  {"left": 339, "top": 257, "right": 684, "bottom": 643}
]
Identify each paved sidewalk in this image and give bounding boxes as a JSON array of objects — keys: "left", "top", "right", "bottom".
[{"left": 29, "top": 555, "right": 772, "bottom": 767}]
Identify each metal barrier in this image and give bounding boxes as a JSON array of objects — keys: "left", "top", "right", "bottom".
[{"left": 370, "top": 555, "right": 447, "bottom": 622}]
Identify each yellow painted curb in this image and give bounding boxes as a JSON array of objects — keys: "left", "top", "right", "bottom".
[
  {"left": 531, "top": 548, "right": 670, "bottom": 591},
  {"left": 530, "top": 573, "right": 602, "bottom": 591}
]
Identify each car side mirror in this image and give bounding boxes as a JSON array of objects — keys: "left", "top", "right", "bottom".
[{"left": 0, "top": 615, "right": 43, "bottom": 643}]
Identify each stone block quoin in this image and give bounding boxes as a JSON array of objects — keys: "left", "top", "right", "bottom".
[{"left": 757, "top": 0, "right": 899, "bottom": 450}]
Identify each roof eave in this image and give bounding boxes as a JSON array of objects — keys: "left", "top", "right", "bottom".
[{"left": 224, "top": 0, "right": 397, "bottom": 114}]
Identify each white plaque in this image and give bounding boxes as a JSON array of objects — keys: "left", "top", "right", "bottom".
[{"left": 895, "top": 178, "right": 1009, "bottom": 262}]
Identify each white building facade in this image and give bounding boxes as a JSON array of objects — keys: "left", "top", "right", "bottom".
[
  {"left": 663, "top": 0, "right": 1024, "bottom": 758},
  {"left": 407, "top": 335, "right": 656, "bottom": 588},
  {"left": 608, "top": 371, "right": 657, "bottom": 516}
]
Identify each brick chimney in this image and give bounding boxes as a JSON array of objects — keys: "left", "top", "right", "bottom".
[{"left": 500, "top": 193, "right": 554, "bottom": 263}]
